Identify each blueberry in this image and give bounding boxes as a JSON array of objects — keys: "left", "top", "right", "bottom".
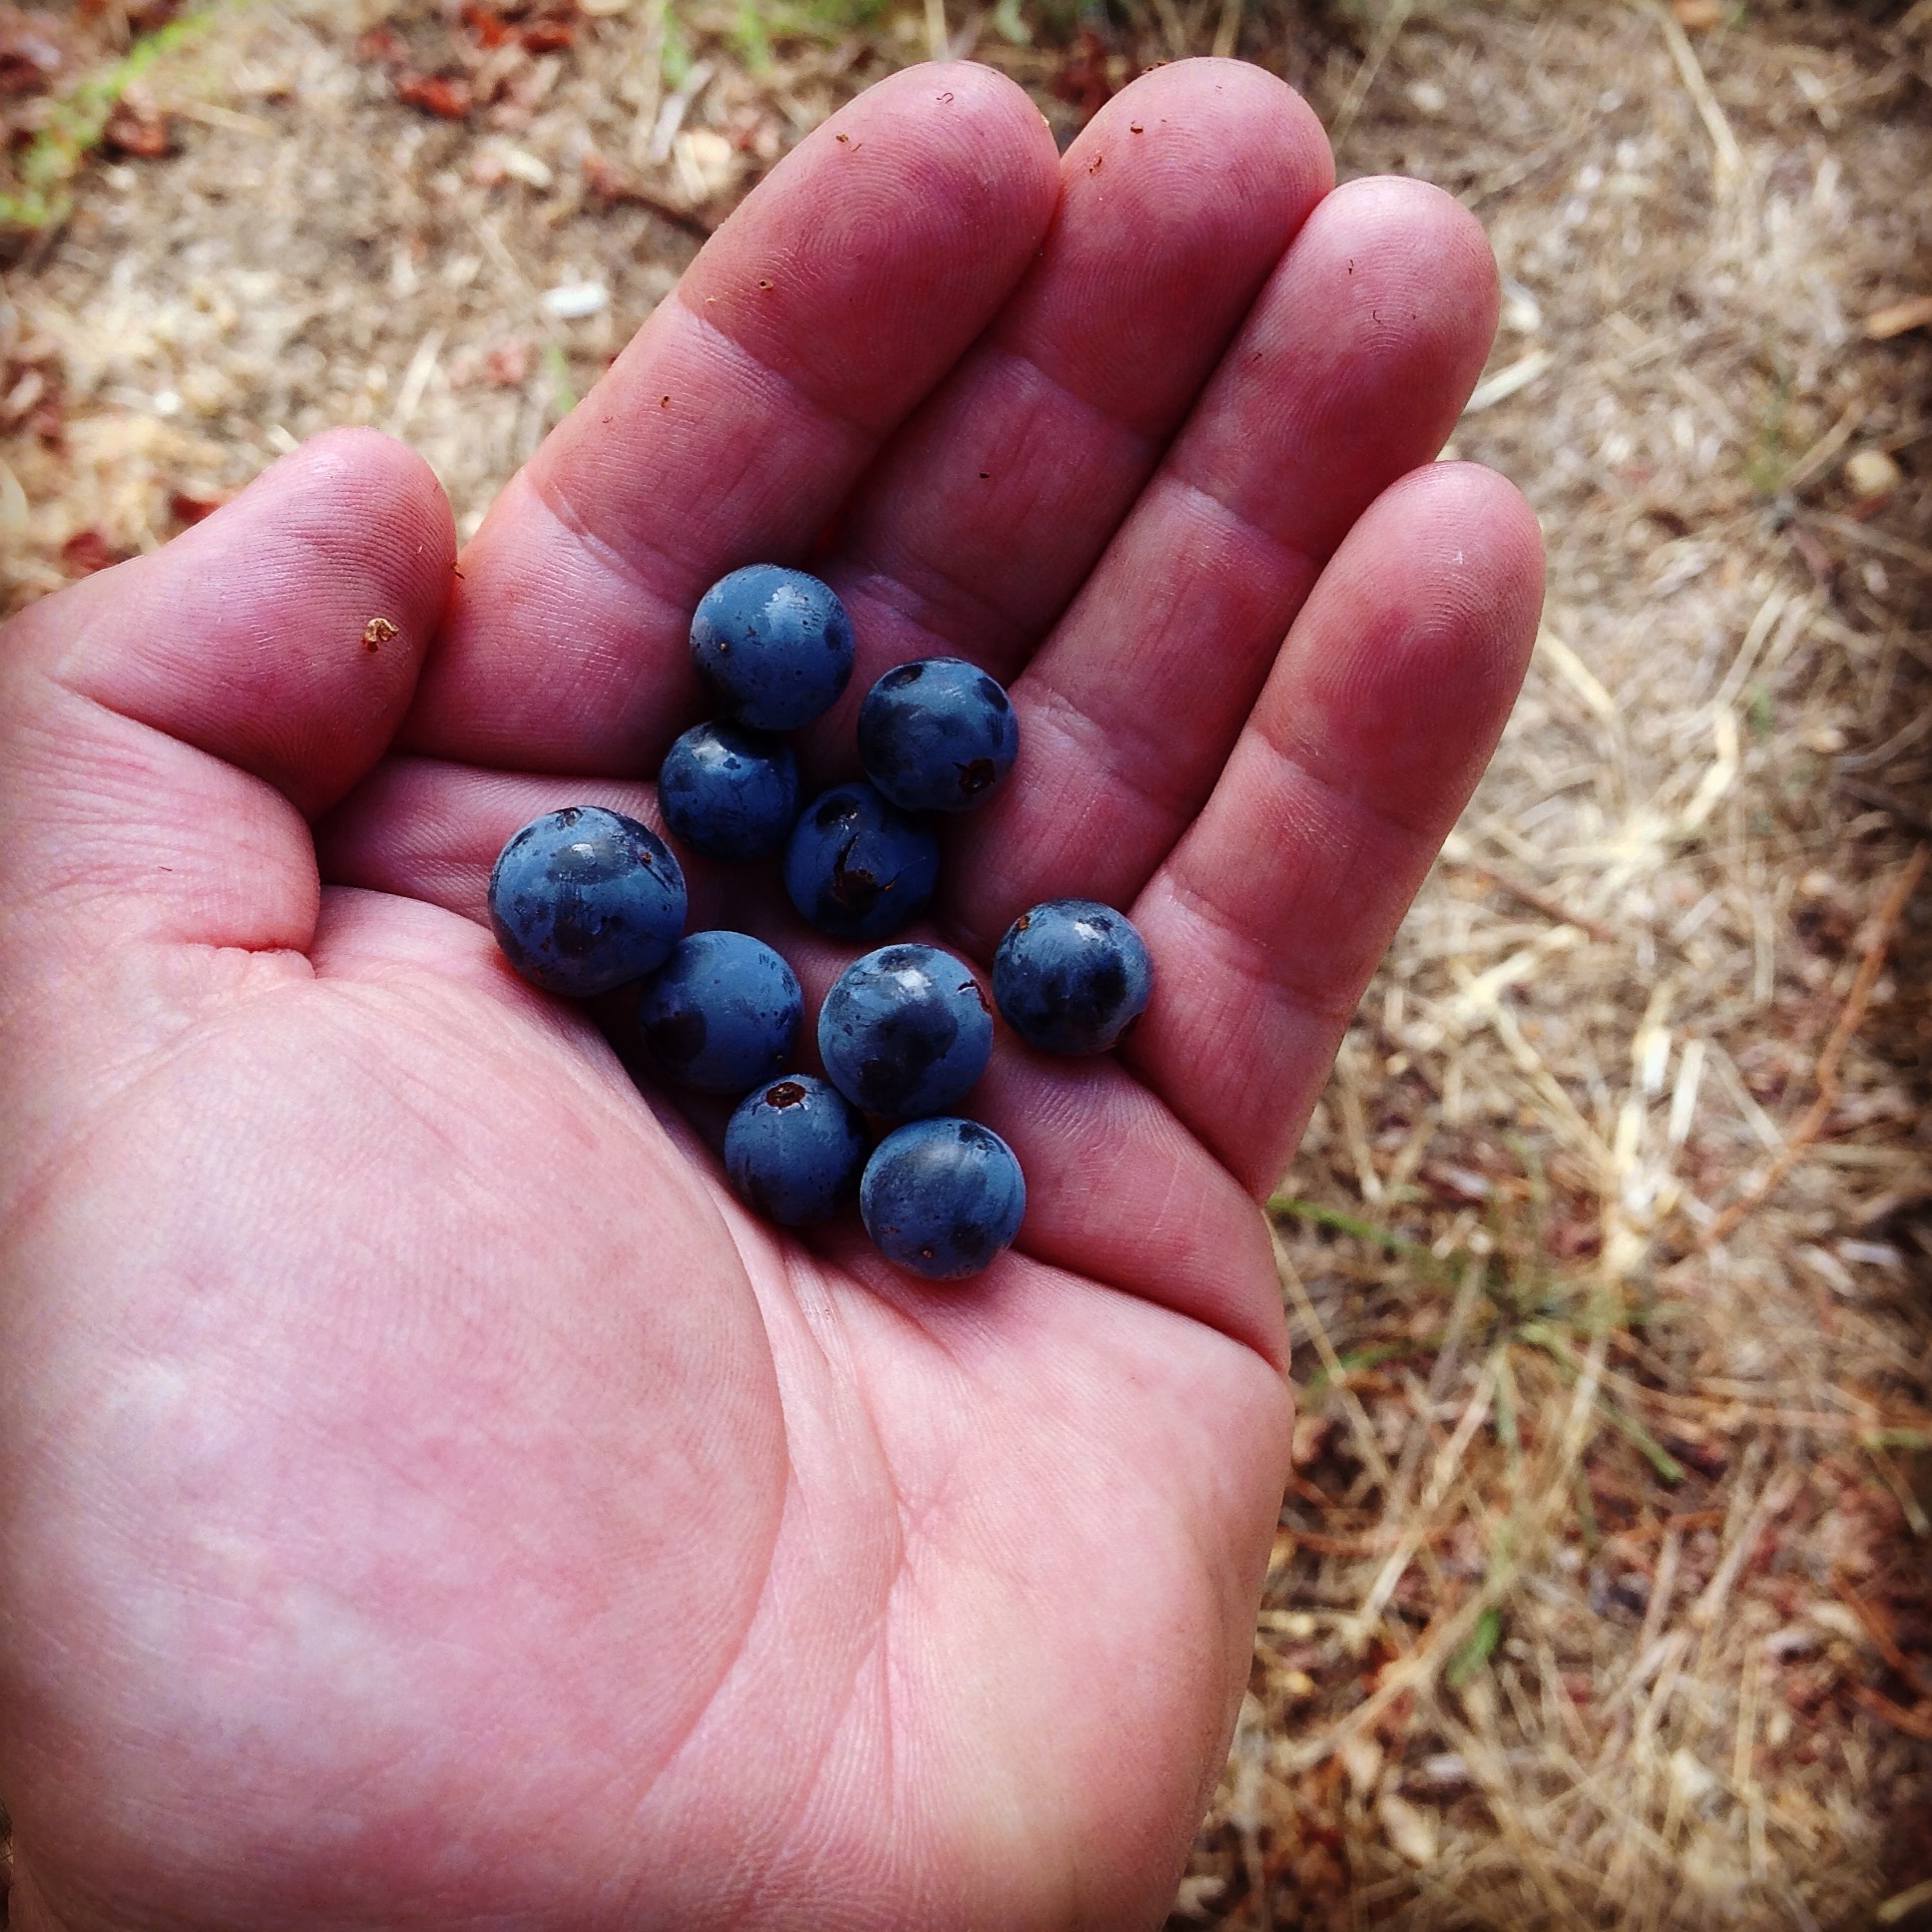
[
  {"left": 691, "top": 565, "right": 856, "bottom": 731},
  {"left": 659, "top": 722, "right": 799, "bottom": 863},
  {"left": 818, "top": 944, "right": 993, "bottom": 1119},
  {"left": 638, "top": 931, "right": 803, "bottom": 1094},
  {"left": 992, "top": 899, "right": 1153, "bottom": 1055},
  {"left": 860, "top": 1118, "right": 1026, "bottom": 1280},
  {"left": 488, "top": 806, "right": 687, "bottom": 996},
  {"left": 783, "top": 781, "right": 940, "bottom": 942},
  {"left": 857, "top": 658, "right": 1019, "bottom": 813},
  {"left": 724, "top": 1075, "right": 870, "bottom": 1226}
]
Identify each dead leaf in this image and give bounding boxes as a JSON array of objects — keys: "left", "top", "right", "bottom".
[
  {"left": 60, "top": 530, "right": 128, "bottom": 576},
  {"left": 581, "top": 149, "right": 632, "bottom": 203},
  {"left": 460, "top": 1, "right": 512, "bottom": 49},
  {"left": 1050, "top": 27, "right": 1117, "bottom": 120},
  {"left": 353, "top": 24, "right": 408, "bottom": 66},
  {"left": 103, "top": 92, "right": 172, "bottom": 159},
  {"left": 485, "top": 339, "right": 531, "bottom": 387},
  {"left": 169, "top": 490, "right": 228, "bottom": 527},
  {"left": 395, "top": 71, "right": 473, "bottom": 120}
]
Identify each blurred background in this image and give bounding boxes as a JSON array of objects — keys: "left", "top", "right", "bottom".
[{"left": 2, "top": 0, "right": 1928, "bottom": 1925}]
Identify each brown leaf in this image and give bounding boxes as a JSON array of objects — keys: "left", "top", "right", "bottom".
[
  {"left": 353, "top": 24, "right": 408, "bottom": 67},
  {"left": 169, "top": 490, "right": 229, "bottom": 528},
  {"left": 27, "top": 394, "right": 63, "bottom": 445},
  {"left": 60, "top": 530, "right": 129, "bottom": 576},
  {"left": 102, "top": 97, "right": 172, "bottom": 160},
  {"left": 581, "top": 149, "right": 631, "bottom": 203},
  {"left": 395, "top": 71, "right": 473, "bottom": 120},
  {"left": 460, "top": 2, "right": 512, "bottom": 49},
  {"left": 1050, "top": 28, "right": 1117, "bottom": 120},
  {"left": 484, "top": 339, "right": 531, "bottom": 387}
]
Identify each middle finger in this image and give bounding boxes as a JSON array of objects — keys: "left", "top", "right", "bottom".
[
  {"left": 793, "top": 58, "right": 1332, "bottom": 770},
  {"left": 945, "top": 175, "right": 1501, "bottom": 952}
]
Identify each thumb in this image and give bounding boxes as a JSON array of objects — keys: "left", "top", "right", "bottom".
[{"left": 0, "top": 429, "right": 454, "bottom": 956}]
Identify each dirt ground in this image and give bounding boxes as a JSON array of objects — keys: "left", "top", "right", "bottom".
[{"left": 2, "top": 0, "right": 1930, "bottom": 1926}]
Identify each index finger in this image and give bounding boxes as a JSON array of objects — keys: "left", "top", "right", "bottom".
[{"left": 402, "top": 64, "right": 1061, "bottom": 776}]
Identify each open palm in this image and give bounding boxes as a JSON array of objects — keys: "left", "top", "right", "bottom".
[{"left": 0, "top": 59, "right": 1541, "bottom": 1932}]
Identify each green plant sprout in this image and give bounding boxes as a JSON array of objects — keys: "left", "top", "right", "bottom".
[{"left": 1, "top": 4, "right": 225, "bottom": 238}]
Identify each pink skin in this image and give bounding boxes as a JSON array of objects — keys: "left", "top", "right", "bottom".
[{"left": 0, "top": 58, "right": 1542, "bottom": 1932}]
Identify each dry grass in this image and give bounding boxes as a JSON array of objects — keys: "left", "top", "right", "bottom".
[
  {"left": 1182, "top": 6, "right": 1932, "bottom": 1925},
  {"left": 2, "top": 1, "right": 1929, "bottom": 1927}
]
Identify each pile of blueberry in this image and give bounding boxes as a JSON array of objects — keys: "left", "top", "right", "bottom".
[{"left": 486, "top": 566, "right": 1153, "bottom": 1280}]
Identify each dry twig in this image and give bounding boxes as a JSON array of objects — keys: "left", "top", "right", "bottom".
[{"left": 1699, "top": 844, "right": 1928, "bottom": 1246}]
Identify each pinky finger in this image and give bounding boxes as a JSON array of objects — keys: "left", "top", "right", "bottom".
[{"left": 1123, "top": 462, "right": 1544, "bottom": 1196}]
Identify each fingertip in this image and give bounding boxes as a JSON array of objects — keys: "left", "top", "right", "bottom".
[
  {"left": 820, "top": 56, "right": 1064, "bottom": 202},
  {"left": 1436, "top": 459, "right": 1548, "bottom": 653},
  {"left": 1321, "top": 171, "right": 1501, "bottom": 361},
  {"left": 277, "top": 424, "right": 456, "bottom": 588},
  {"left": 49, "top": 428, "right": 457, "bottom": 817},
  {"left": 1097, "top": 55, "right": 1333, "bottom": 192},
  {"left": 969, "top": 56, "right": 1333, "bottom": 451},
  {"left": 1277, "top": 458, "right": 1546, "bottom": 830},
  {"left": 676, "top": 57, "right": 1064, "bottom": 430},
  {"left": 1380, "top": 459, "right": 1546, "bottom": 670},
  {"left": 900, "top": 56, "right": 1064, "bottom": 147}
]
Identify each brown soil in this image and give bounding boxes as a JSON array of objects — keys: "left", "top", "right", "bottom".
[{"left": 2, "top": 2, "right": 1929, "bottom": 1927}]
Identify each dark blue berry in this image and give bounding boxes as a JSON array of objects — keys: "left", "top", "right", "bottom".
[
  {"left": 860, "top": 1118, "right": 1026, "bottom": 1280},
  {"left": 818, "top": 944, "right": 993, "bottom": 1119},
  {"left": 488, "top": 806, "right": 687, "bottom": 996},
  {"left": 724, "top": 1075, "right": 870, "bottom": 1226},
  {"left": 857, "top": 658, "right": 1019, "bottom": 813},
  {"left": 638, "top": 931, "right": 802, "bottom": 1095},
  {"left": 659, "top": 722, "right": 799, "bottom": 863},
  {"left": 691, "top": 565, "right": 855, "bottom": 731},
  {"left": 992, "top": 899, "right": 1153, "bottom": 1055},
  {"left": 783, "top": 781, "right": 939, "bottom": 942}
]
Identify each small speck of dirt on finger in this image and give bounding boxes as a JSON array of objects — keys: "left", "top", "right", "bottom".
[{"left": 362, "top": 616, "right": 399, "bottom": 654}]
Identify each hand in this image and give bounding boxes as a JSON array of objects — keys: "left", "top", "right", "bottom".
[{"left": 0, "top": 59, "right": 1541, "bottom": 1932}]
